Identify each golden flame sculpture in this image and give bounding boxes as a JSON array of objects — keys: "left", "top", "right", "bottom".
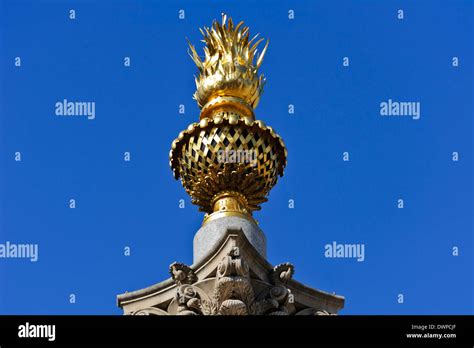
[
  {"left": 188, "top": 14, "right": 268, "bottom": 110},
  {"left": 170, "top": 14, "right": 287, "bottom": 225}
]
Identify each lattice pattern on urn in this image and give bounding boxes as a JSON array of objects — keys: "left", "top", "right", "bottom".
[{"left": 170, "top": 14, "right": 287, "bottom": 224}]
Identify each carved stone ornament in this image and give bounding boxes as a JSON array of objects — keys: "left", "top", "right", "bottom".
[{"left": 119, "top": 231, "right": 344, "bottom": 316}]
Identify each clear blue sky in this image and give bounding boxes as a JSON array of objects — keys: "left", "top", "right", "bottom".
[{"left": 0, "top": 0, "right": 472, "bottom": 315}]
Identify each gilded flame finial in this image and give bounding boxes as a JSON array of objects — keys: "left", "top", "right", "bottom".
[
  {"left": 170, "top": 14, "right": 287, "bottom": 225},
  {"left": 188, "top": 13, "right": 268, "bottom": 118}
]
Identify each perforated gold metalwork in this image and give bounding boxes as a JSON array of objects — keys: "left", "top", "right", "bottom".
[{"left": 169, "top": 15, "right": 287, "bottom": 224}]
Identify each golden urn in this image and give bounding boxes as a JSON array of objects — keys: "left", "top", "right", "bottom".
[{"left": 169, "top": 14, "right": 287, "bottom": 225}]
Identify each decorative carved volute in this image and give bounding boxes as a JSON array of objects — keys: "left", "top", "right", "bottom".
[{"left": 121, "top": 233, "right": 343, "bottom": 316}]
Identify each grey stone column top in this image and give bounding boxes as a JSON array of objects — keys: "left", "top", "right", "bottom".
[{"left": 193, "top": 215, "right": 266, "bottom": 264}]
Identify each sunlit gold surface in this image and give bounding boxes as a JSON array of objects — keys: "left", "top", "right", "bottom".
[
  {"left": 170, "top": 14, "right": 287, "bottom": 224},
  {"left": 200, "top": 96, "right": 254, "bottom": 121},
  {"left": 188, "top": 14, "right": 268, "bottom": 110},
  {"left": 202, "top": 210, "right": 256, "bottom": 226}
]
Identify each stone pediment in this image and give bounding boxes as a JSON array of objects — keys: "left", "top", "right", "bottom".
[{"left": 117, "top": 228, "right": 344, "bottom": 315}]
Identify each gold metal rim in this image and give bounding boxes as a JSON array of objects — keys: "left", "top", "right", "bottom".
[
  {"left": 200, "top": 96, "right": 254, "bottom": 120},
  {"left": 202, "top": 211, "right": 256, "bottom": 226}
]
